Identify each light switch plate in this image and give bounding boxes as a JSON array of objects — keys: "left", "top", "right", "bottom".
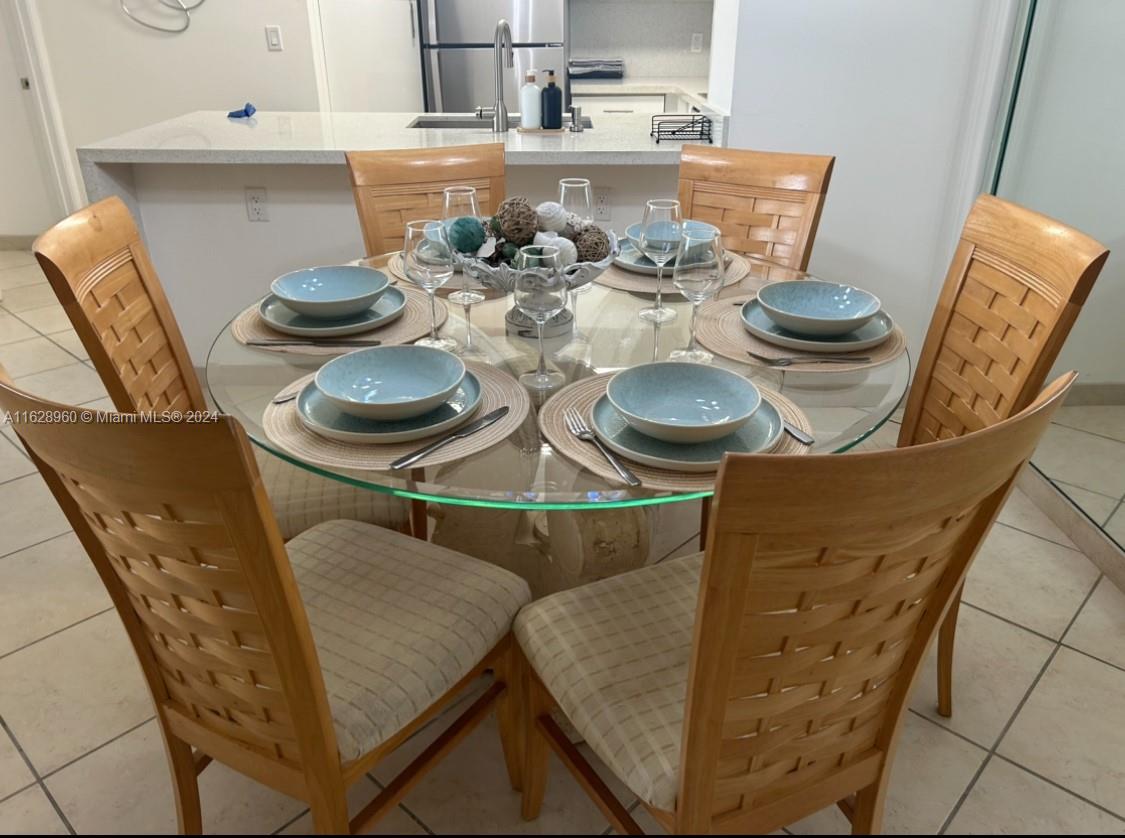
[
  {"left": 265, "top": 25, "right": 284, "bottom": 51},
  {"left": 690, "top": 33, "right": 703, "bottom": 53}
]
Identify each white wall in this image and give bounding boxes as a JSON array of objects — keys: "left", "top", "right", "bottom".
[
  {"left": 0, "top": 9, "right": 59, "bottom": 236},
  {"left": 996, "top": 0, "right": 1123, "bottom": 385},
  {"left": 714, "top": 0, "right": 1011, "bottom": 357},
  {"left": 31, "top": 0, "right": 320, "bottom": 197}
]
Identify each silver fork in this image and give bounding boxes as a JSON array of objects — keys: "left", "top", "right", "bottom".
[
  {"left": 747, "top": 350, "right": 869, "bottom": 367},
  {"left": 563, "top": 407, "right": 641, "bottom": 487}
]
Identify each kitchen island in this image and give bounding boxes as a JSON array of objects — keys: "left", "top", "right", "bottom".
[{"left": 78, "top": 109, "right": 726, "bottom": 361}]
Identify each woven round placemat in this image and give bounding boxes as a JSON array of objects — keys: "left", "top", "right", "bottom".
[
  {"left": 230, "top": 285, "right": 449, "bottom": 356},
  {"left": 539, "top": 373, "right": 812, "bottom": 492},
  {"left": 594, "top": 252, "right": 751, "bottom": 297},
  {"left": 262, "top": 362, "right": 529, "bottom": 471},
  {"left": 694, "top": 296, "right": 907, "bottom": 372}
]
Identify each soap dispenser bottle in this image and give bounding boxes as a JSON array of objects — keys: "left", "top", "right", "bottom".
[
  {"left": 519, "top": 70, "right": 541, "bottom": 130},
  {"left": 540, "top": 69, "right": 563, "bottom": 129}
]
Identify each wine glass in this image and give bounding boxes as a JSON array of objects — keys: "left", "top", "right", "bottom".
[
  {"left": 670, "top": 227, "right": 725, "bottom": 363},
  {"left": 558, "top": 177, "right": 595, "bottom": 316},
  {"left": 514, "top": 245, "right": 567, "bottom": 390},
  {"left": 403, "top": 220, "right": 458, "bottom": 352},
  {"left": 442, "top": 185, "right": 486, "bottom": 308},
  {"left": 638, "top": 198, "right": 682, "bottom": 323}
]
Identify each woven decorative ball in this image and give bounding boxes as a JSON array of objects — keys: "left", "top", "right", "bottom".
[
  {"left": 536, "top": 201, "right": 568, "bottom": 233},
  {"left": 500, "top": 241, "right": 519, "bottom": 262},
  {"left": 447, "top": 216, "right": 486, "bottom": 253},
  {"left": 534, "top": 231, "right": 578, "bottom": 267},
  {"left": 574, "top": 226, "right": 610, "bottom": 262},
  {"left": 495, "top": 196, "right": 538, "bottom": 246}
]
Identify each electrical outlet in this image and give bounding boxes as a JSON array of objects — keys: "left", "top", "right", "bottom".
[
  {"left": 594, "top": 188, "right": 612, "bottom": 221},
  {"left": 690, "top": 33, "right": 703, "bottom": 53},
  {"left": 245, "top": 187, "right": 269, "bottom": 222},
  {"left": 265, "top": 25, "right": 284, "bottom": 51}
]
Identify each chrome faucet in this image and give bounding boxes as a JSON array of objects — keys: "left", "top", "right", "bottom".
[{"left": 474, "top": 19, "right": 514, "bottom": 132}]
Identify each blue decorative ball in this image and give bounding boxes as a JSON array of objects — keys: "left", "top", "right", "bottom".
[{"left": 448, "top": 216, "right": 487, "bottom": 253}]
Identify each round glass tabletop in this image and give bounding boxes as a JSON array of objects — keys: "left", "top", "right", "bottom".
[{"left": 206, "top": 257, "right": 910, "bottom": 510}]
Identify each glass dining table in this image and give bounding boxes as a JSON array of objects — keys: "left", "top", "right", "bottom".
[{"left": 205, "top": 256, "right": 911, "bottom": 513}]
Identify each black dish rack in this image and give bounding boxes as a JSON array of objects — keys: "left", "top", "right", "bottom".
[{"left": 651, "top": 113, "right": 713, "bottom": 144}]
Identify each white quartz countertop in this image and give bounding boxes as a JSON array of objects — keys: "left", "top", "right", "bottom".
[
  {"left": 571, "top": 76, "right": 712, "bottom": 109},
  {"left": 78, "top": 108, "right": 723, "bottom": 167}
]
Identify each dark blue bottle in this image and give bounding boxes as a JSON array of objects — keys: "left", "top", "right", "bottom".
[{"left": 541, "top": 70, "right": 563, "bottom": 129}]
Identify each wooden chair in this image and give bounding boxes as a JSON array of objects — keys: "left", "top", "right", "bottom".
[
  {"left": 346, "top": 143, "right": 507, "bottom": 257},
  {"left": 0, "top": 367, "right": 531, "bottom": 834},
  {"left": 898, "top": 194, "right": 1109, "bottom": 717},
  {"left": 515, "top": 371, "right": 1074, "bottom": 835},
  {"left": 32, "top": 196, "right": 409, "bottom": 540},
  {"left": 677, "top": 144, "right": 835, "bottom": 270}
]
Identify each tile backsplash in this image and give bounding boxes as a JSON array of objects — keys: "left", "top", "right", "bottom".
[{"left": 569, "top": 0, "right": 713, "bottom": 79}]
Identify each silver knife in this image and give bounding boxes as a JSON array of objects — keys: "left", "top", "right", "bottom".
[
  {"left": 783, "top": 421, "right": 815, "bottom": 445},
  {"left": 248, "top": 339, "right": 382, "bottom": 347},
  {"left": 390, "top": 406, "right": 510, "bottom": 470}
]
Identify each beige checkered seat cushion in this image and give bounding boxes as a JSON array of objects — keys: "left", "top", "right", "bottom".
[
  {"left": 287, "top": 519, "right": 532, "bottom": 761},
  {"left": 514, "top": 553, "right": 703, "bottom": 811},
  {"left": 254, "top": 450, "right": 410, "bottom": 540}
]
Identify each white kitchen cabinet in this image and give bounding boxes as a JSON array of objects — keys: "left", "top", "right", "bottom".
[
  {"left": 570, "top": 94, "right": 665, "bottom": 117},
  {"left": 317, "top": 0, "right": 423, "bottom": 112}
]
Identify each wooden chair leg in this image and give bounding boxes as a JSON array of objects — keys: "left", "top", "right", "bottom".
[
  {"left": 849, "top": 780, "right": 887, "bottom": 835},
  {"left": 495, "top": 642, "right": 524, "bottom": 792},
  {"left": 165, "top": 737, "right": 202, "bottom": 835},
  {"left": 310, "top": 798, "right": 350, "bottom": 835},
  {"left": 937, "top": 584, "right": 963, "bottom": 718},
  {"left": 520, "top": 669, "right": 551, "bottom": 821}
]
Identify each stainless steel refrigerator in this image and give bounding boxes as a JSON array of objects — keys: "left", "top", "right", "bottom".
[{"left": 420, "top": 0, "right": 568, "bottom": 113}]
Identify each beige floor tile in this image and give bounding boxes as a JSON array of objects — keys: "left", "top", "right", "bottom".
[
  {"left": 371, "top": 710, "right": 633, "bottom": 834},
  {"left": 47, "top": 330, "right": 90, "bottom": 363},
  {"left": 0, "top": 785, "right": 68, "bottom": 835},
  {"left": 998, "top": 488, "right": 1076, "bottom": 547},
  {"left": 963, "top": 523, "right": 1100, "bottom": 639},
  {"left": 1065, "top": 577, "right": 1125, "bottom": 671},
  {"left": 0, "top": 435, "right": 33, "bottom": 483},
  {"left": 14, "top": 304, "right": 71, "bottom": 336},
  {"left": 278, "top": 776, "right": 427, "bottom": 834},
  {"left": 626, "top": 804, "right": 668, "bottom": 834},
  {"left": 0, "top": 474, "right": 71, "bottom": 557},
  {"left": 0, "top": 727, "right": 34, "bottom": 800},
  {"left": 1106, "top": 506, "right": 1125, "bottom": 547},
  {"left": 1054, "top": 481, "right": 1121, "bottom": 528},
  {"left": 79, "top": 396, "right": 115, "bottom": 412},
  {"left": 948, "top": 757, "right": 1125, "bottom": 834},
  {"left": 910, "top": 605, "right": 1055, "bottom": 747},
  {"left": 0, "top": 312, "right": 36, "bottom": 346},
  {"left": 1034, "top": 423, "right": 1125, "bottom": 499},
  {"left": 0, "top": 251, "right": 36, "bottom": 271},
  {"left": 0, "top": 336, "right": 75, "bottom": 379},
  {"left": 0, "top": 263, "right": 45, "bottom": 292},
  {"left": 788, "top": 713, "right": 986, "bottom": 834},
  {"left": 1000, "top": 648, "right": 1125, "bottom": 817},
  {"left": 1054, "top": 406, "right": 1125, "bottom": 443},
  {"left": 0, "top": 610, "right": 150, "bottom": 774},
  {"left": 0, "top": 283, "right": 58, "bottom": 313},
  {"left": 0, "top": 533, "right": 111, "bottom": 657},
  {"left": 12, "top": 362, "right": 107, "bottom": 406},
  {"left": 46, "top": 719, "right": 305, "bottom": 834}
]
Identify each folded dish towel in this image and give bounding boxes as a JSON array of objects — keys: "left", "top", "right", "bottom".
[
  {"left": 227, "top": 102, "right": 257, "bottom": 119},
  {"left": 569, "top": 58, "right": 624, "bottom": 79}
]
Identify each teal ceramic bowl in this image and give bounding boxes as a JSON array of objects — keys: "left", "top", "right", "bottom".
[
  {"left": 756, "top": 279, "right": 881, "bottom": 337},
  {"left": 271, "top": 265, "right": 389, "bottom": 319},
  {"left": 606, "top": 362, "right": 761, "bottom": 443},
  {"left": 624, "top": 219, "right": 718, "bottom": 255},
  {"left": 315, "top": 345, "right": 465, "bottom": 420}
]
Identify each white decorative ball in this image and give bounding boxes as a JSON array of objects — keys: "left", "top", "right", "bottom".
[
  {"left": 536, "top": 231, "right": 577, "bottom": 266},
  {"left": 536, "top": 201, "right": 568, "bottom": 233}
]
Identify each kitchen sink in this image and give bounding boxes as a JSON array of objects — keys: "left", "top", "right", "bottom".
[{"left": 408, "top": 115, "right": 594, "bottom": 130}]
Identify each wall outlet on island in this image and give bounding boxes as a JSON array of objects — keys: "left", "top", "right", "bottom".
[
  {"left": 245, "top": 187, "right": 269, "bottom": 222},
  {"left": 690, "top": 33, "right": 703, "bottom": 53},
  {"left": 594, "top": 188, "right": 612, "bottom": 221}
]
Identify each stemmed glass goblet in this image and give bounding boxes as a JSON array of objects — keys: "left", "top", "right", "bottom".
[
  {"left": 638, "top": 198, "right": 682, "bottom": 324},
  {"left": 442, "top": 185, "right": 486, "bottom": 308},
  {"left": 402, "top": 219, "right": 458, "bottom": 352},
  {"left": 670, "top": 227, "right": 725, "bottom": 363},
  {"left": 514, "top": 244, "right": 567, "bottom": 391}
]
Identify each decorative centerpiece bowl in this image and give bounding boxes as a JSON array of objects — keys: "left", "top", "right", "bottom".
[{"left": 456, "top": 229, "right": 620, "bottom": 294}]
